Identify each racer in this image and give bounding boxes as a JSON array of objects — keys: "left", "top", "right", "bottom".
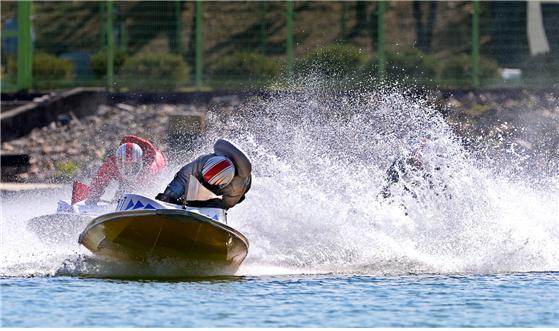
[
  {"left": 156, "top": 138, "right": 252, "bottom": 210},
  {"left": 85, "top": 135, "right": 167, "bottom": 205},
  {"left": 379, "top": 132, "right": 448, "bottom": 200}
]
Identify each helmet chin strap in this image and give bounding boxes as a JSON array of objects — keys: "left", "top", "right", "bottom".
[{"left": 118, "top": 165, "right": 143, "bottom": 180}]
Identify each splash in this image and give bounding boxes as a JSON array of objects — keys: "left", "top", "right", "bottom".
[
  {"left": 1, "top": 81, "right": 558, "bottom": 278},
  {"left": 0, "top": 188, "right": 87, "bottom": 277},
  {"left": 196, "top": 83, "right": 559, "bottom": 276}
]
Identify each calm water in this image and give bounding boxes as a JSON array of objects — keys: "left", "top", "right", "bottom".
[{"left": 1, "top": 272, "right": 558, "bottom": 327}]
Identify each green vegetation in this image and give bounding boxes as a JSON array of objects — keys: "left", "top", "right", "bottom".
[
  {"left": 363, "top": 48, "right": 438, "bottom": 86},
  {"left": 439, "top": 54, "right": 500, "bottom": 87},
  {"left": 384, "top": 48, "right": 437, "bottom": 85},
  {"left": 90, "top": 50, "right": 128, "bottom": 78},
  {"left": 9, "top": 53, "right": 75, "bottom": 88},
  {"left": 57, "top": 160, "right": 79, "bottom": 177},
  {"left": 209, "top": 51, "right": 280, "bottom": 89},
  {"left": 4, "top": 1, "right": 558, "bottom": 91},
  {"left": 33, "top": 53, "right": 75, "bottom": 88},
  {"left": 296, "top": 44, "right": 365, "bottom": 78},
  {"left": 118, "top": 52, "right": 189, "bottom": 90},
  {"left": 2, "top": 46, "right": 511, "bottom": 91}
]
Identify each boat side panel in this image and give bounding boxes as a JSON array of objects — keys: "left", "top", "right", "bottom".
[{"left": 80, "top": 212, "right": 248, "bottom": 267}]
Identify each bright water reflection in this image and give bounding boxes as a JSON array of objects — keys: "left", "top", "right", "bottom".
[{"left": 2, "top": 272, "right": 558, "bottom": 327}]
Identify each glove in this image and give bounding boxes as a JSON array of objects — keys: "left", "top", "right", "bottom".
[
  {"left": 156, "top": 193, "right": 185, "bottom": 205},
  {"left": 155, "top": 193, "right": 170, "bottom": 202}
]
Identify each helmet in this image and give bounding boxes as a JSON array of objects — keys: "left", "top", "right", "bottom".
[
  {"left": 115, "top": 142, "right": 143, "bottom": 179},
  {"left": 202, "top": 155, "right": 235, "bottom": 188}
]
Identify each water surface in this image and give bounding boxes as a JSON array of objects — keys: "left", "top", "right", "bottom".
[{"left": 2, "top": 272, "right": 558, "bottom": 327}]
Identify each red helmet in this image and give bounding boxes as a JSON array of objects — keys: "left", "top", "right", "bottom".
[
  {"left": 115, "top": 142, "right": 143, "bottom": 179},
  {"left": 202, "top": 156, "right": 235, "bottom": 188}
]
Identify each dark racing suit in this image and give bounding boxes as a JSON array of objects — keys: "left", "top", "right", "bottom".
[
  {"left": 158, "top": 139, "right": 252, "bottom": 210},
  {"left": 87, "top": 135, "right": 167, "bottom": 203},
  {"left": 380, "top": 152, "right": 447, "bottom": 200},
  {"left": 380, "top": 154, "right": 425, "bottom": 199}
]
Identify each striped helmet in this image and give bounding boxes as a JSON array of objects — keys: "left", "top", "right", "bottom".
[
  {"left": 202, "top": 155, "right": 235, "bottom": 188},
  {"left": 115, "top": 142, "right": 143, "bottom": 179}
]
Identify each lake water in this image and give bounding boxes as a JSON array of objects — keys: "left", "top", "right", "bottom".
[{"left": 2, "top": 272, "right": 558, "bottom": 327}]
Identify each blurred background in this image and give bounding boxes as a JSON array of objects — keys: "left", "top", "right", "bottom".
[
  {"left": 1, "top": 1, "right": 558, "bottom": 184},
  {"left": 1, "top": 0, "right": 558, "bottom": 92}
]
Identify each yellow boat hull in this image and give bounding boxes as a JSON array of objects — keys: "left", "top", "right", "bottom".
[{"left": 78, "top": 209, "right": 249, "bottom": 274}]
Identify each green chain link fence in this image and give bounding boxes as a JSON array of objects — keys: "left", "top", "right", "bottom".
[{"left": 1, "top": 1, "right": 558, "bottom": 92}]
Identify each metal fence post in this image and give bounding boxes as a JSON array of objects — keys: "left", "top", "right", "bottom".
[
  {"left": 195, "top": 0, "right": 203, "bottom": 89},
  {"left": 377, "top": 1, "right": 386, "bottom": 80},
  {"left": 472, "top": 0, "right": 480, "bottom": 88},
  {"left": 17, "top": 0, "right": 32, "bottom": 90},
  {"left": 287, "top": 0, "right": 294, "bottom": 79},
  {"left": 106, "top": 0, "right": 114, "bottom": 90}
]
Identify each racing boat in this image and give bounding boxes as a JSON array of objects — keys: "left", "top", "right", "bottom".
[
  {"left": 26, "top": 181, "right": 114, "bottom": 244},
  {"left": 78, "top": 194, "right": 249, "bottom": 274}
]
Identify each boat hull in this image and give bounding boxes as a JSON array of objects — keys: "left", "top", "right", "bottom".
[{"left": 78, "top": 209, "right": 249, "bottom": 273}]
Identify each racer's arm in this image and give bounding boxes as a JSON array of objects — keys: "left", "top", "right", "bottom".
[
  {"left": 379, "top": 158, "right": 403, "bottom": 199},
  {"left": 147, "top": 150, "right": 167, "bottom": 176},
  {"left": 386, "top": 158, "right": 402, "bottom": 184},
  {"left": 161, "top": 170, "right": 190, "bottom": 202},
  {"left": 160, "top": 155, "right": 209, "bottom": 202},
  {"left": 87, "top": 157, "right": 118, "bottom": 203},
  {"left": 221, "top": 175, "right": 251, "bottom": 209}
]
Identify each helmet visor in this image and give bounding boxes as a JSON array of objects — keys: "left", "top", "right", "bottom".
[{"left": 118, "top": 160, "right": 142, "bottom": 178}]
